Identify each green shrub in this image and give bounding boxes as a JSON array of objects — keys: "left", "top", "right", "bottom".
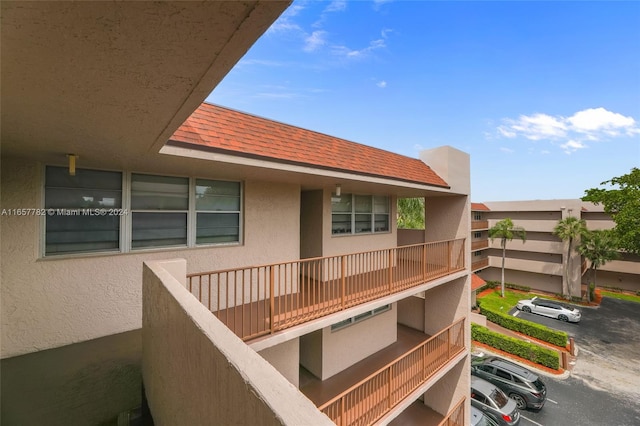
[
  {"left": 471, "top": 324, "right": 560, "bottom": 370},
  {"left": 485, "top": 280, "right": 531, "bottom": 292},
  {"left": 481, "top": 307, "right": 568, "bottom": 347}
]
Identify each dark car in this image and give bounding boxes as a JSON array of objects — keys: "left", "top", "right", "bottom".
[
  {"left": 472, "top": 356, "right": 547, "bottom": 410},
  {"left": 471, "top": 376, "right": 520, "bottom": 426},
  {"left": 471, "top": 405, "right": 500, "bottom": 426}
]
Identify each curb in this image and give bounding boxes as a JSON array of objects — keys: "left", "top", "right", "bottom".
[{"left": 472, "top": 345, "right": 572, "bottom": 380}]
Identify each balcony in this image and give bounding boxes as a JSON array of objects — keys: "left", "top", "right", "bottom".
[
  {"left": 300, "top": 320, "right": 466, "bottom": 426},
  {"left": 472, "top": 258, "right": 489, "bottom": 272},
  {"left": 389, "top": 397, "right": 466, "bottom": 426},
  {"left": 471, "top": 240, "right": 488, "bottom": 251},
  {"left": 471, "top": 220, "right": 488, "bottom": 230},
  {"left": 187, "top": 239, "right": 465, "bottom": 341}
]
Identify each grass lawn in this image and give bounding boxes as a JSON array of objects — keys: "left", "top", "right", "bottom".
[
  {"left": 477, "top": 289, "right": 534, "bottom": 312},
  {"left": 600, "top": 290, "right": 640, "bottom": 303}
]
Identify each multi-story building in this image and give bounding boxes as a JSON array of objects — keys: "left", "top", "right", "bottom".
[
  {"left": 1, "top": 3, "right": 471, "bottom": 425},
  {"left": 472, "top": 200, "right": 640, "bottom": 298}
]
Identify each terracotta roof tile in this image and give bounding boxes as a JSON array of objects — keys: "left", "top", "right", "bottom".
[
  {"left": 471, "top": 203, "right": 490, "bottom": 211},
  {"left": 168, "top": 103, "right": 449, "bottom": 188},
  {"left": 471, "top": 273, "right": 487, "bottom": 291}
]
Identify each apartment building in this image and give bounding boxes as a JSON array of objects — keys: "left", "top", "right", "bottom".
[
  {"left": 1, "top": 2, "right": 471, "bottom": 425},
  {"left": 472, "top": 200, "right": 640, "bottom": 298}
]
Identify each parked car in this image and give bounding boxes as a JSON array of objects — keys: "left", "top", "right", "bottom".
[
  {"left": 471, "top": 376, "right": 520, "bottom": 426},
  {"left": 471, "top": 356, "right": 547, "bottom": 410},
  {"left": 471, "top": 405, "right": 500, "bottom": 426},
  {"left": 516, "top": 296, "right": 581, "bottom": 322}
]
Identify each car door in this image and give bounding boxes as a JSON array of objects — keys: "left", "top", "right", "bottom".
[{"left": 493, "top": 367, "right": 515, "bottom": 393}]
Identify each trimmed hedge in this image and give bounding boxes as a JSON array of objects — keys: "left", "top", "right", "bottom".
[
  {"left": 481, "top": 307, "right": 568, "bottom": 347},
  {"left": 471, "top": 323, "right": 560, "bottom": 370},
  {"left": 485, "top": 280, "right": 531, "bottom": 293}
]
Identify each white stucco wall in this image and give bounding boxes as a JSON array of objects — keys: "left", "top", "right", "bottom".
[{"left": 1, "top": 159, "right": 301, "bottom": 358}]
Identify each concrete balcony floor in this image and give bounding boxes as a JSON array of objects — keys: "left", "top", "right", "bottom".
[
  {"left": 387, "top": 399, "right": 444, "bottom": 425},
  {"left": 299, "top": 324, "right": 434, "bottom": 407}
]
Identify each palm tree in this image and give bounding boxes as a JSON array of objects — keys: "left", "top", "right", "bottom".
[
  {"left": 553, "top": 216, "right": 587, "bottom": 299},
  {"left": 488, "top": 218, "right": 526, "bottom": 297},
  {"left": 578, "top": 230, "right": 619, "bottom": 302}
]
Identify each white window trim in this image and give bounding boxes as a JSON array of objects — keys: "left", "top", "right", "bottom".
[
  {"left": 41, "top": 165, "right": 243, "bottom": 258},
  {"left": 330, "top": 304, "right": 391, "bottom": 332},
  {"left": 331, "top": 193, "right": 391, "bottom": 236}
]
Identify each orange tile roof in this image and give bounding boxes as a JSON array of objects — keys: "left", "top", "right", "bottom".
[
  {"left": 168, "top": 103, "right": 449, "bottom": 188},
  {"left": 471, "top": 203, "right": 490, "bottom": 211},
  {"left": 471, "top": 274, "right": 487, "bottom": 291}
]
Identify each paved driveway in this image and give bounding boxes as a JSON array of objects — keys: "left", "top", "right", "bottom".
[{"left": 512, "top": 297, "right": 640, "bottom": 405}]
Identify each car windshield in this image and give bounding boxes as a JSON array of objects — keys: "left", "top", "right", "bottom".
[{"left": 490, "top": 388, "right": 509, "bottom": 408}]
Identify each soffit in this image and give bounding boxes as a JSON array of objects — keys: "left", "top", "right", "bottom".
[{"left": 1, "top": 1, "right": 291, "bottom": 167}]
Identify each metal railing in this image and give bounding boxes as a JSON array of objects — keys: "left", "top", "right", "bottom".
[
  {"left": 187, "top": 239, "right": 465, "bottom": 341},
  {"left": 471, "top": 240, "right": 489, "bottom": 251},
  {"left": 471, "top": 258, "right": 489, "bottom": 272},
  {"left": 437, "top": 396, "right": 466, "bottom": 426},
  {"left": 471, "top": 220, "right": 489, "bottom": 230},
  {"left": 318, "top": 318, "right": 466, "bottom": 426}
]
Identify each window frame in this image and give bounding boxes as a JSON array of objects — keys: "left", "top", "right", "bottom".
[
  {"left": 330, "top": 304, "right": 391, "bottom": 331},
  {"left": 41, "top": 165, "right": 243, "bottom": 258},
  {"left": 331, "top": 193, "right": 391, "bottom": 236}
]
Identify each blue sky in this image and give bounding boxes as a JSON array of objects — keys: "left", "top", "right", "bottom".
[{"left": 207, "top": 0, "right": 640, "bottom": 202}]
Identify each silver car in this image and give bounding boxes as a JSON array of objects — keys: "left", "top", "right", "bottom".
[
  {"left": 516, "top": 296, "right": 581, "bottom": 322},
  {"left": 471, "top": 376, "right": 520, "bottom": 426},
  {"left": 471, "top": 405, "right": 499, "bottom": 426}
]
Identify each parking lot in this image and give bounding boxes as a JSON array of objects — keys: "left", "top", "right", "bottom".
[{"left": 508, "top": 297, "right": 640, "bottom": 425}]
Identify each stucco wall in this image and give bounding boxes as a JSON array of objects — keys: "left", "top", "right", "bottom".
[
  {"left": 1, "top": 159, "right": 301, "bottom": 358},
  {"left": 300, "top": 330, "right": 323, "bottom": 379},
  {"left": 477, "top": 268, "right": 563, "bottom": 295},
  {"left": 320, "top": 305, "right": 397, "bottom": 380},
  {"left": 258, "top": 338, "right": 300, "bottom": 387},
  {"left": 142, "top": 259, "right": 332, "bottom": 426},
  {"left": 322, "top": 190, "right": 397, "bottom": 257},
  {"left": 300, "top": 190, "right": 323, "bottom": 259},
  {"left": 397, "top": 295, "right": 425, "bottom": 331}
]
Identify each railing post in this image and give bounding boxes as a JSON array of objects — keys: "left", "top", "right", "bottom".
[
  {"left": 388, "top": 249, "right": 393, "bottom": 293},
  {"left": 341, "top": 255, "right": 346, "bottom": 309},
  {"left": 388, "top": 367, "right": 392, "bottom": 408},
  {"left": 269, "top": 266, "right": 275, "bottom": 334},
  {"left": 340, "top": 398, "right": 345, "bottom": 426},
  {"left": 447, "top": 325, "right": 451, "bottom": 359},
  {"left": 423, "top": 243, "right": 427, "bottom": 280},
  {"left": 447, "top": 240, "right": 452, "bottom": 272}
]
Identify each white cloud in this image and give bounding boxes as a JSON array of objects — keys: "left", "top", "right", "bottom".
[
  {"left": 500, "top": 147, "right": 515, "bottom": 153},
  {"left": 304, "top": 31, "right": 327, "bottom": 52},
  {"left": 325, "top": 0, "right": 347, "bottom": 13},
  {"left": 560, "top": 140, "right": 587, "bottom": 154},
  {"left": 333, "top": 38, "right": 386, "bottom": 58},
  {"left": 567, "top": 107, "right": 636, "bottom": 134},
  {"left": 376, "top": 80, "right": 387, "bottom": 88},
  {"left": 495, "top": 107, "right": 639, "bottom": 154}
]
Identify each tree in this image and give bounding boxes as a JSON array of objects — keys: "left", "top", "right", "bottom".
[
  {"left": 553, "top": 216, "right": 586, "bottom": 299},
  {"left": 488, "top": 218, "right": 526, "bottom": 297},
  {"left": 578, "top": 229, "right": 619, "bottom": 302},
  {"left": 397, "top": 197, "right": 425, "bottom": 229},
  {"left": 582, "top": 168, "right": 640, "bottom": 255}
]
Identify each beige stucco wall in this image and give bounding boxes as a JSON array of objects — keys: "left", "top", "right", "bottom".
[
  {"left": 258, "top": 338, "right": 300, "bottom": 388},
  {"left": 322, "top": 190, "right": 398, "bottom": 257},
  {"left": 142, "top": 259, "right": 333, "bottom": 426},
  {"left": 396, "top": 295, "right": 425, "bottom": 331},
  {"left": 1, "top": 158, "right": 301, "bottom": 358},
  {"left": 322, "top": 305, "right": 397, "bottom": 380},
  {"left": 423, "top": 277, "right": 469, "bottom": 336},
  {"left": 300, "top": 329, "right": 323, "bottom": 379},
  {"left": 300, "top": 190, "right": 323, "bottom": 259},
  {"left": 422, "top": 356, "right": 469, "bottom": 423},
  {"left": 477, "top": 268, "right": 563, "bottom": 295}
]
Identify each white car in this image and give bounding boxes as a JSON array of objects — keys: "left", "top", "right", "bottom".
[{"left": 516, "top": 296, "right": 581, "bottom": 323}]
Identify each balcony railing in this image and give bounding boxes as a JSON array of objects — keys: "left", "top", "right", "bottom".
[
  {"left": 471, "top": 220, "right": 489, "bottom": 230},
  {"left": 187, "top": 239, "right": 465, "bottom": 341},
  {"left": 317, "top": 318, "right": 466, "bottom": 426},
  {"left": 437, "top": 397, "right": 466, "bottom": 426},
  {"left": 472, "top": 258, "right": 489, "bottom": 272},
  {"left": 471, "top": 240, "right": 489, "bottom": 251}
]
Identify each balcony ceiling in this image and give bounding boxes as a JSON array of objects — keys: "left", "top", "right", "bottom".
[{"left": 0, "top": 1, "right": 290, "bottom": 166}]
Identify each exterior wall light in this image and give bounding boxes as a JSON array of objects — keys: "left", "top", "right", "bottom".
[{"left": 67, "top": 154, "right": 78, "bottom": 176}]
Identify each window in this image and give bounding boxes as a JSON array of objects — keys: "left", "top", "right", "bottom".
[
  {"left": 131, "top": 174, "right": 189, "bottom": 248},
  {"left": 45, "top": 166, "right": 122, "bottom": 255},
  {"left": 332, "top": 194, "right": 389, "bottom": 235},
  {"left": 474, "top": 212, "right": 483, "bottom": 221},
  {"left": 495, "top": 369, "right": 512, "bottom": 380},
  {"left": 195, "top": 179, "right": 241, "bottom": 244},
  {"left": 44, "top": 167, "right": 242, "bottom": 256},
  {"left": 474, "top": 231, "right": 482, "bottom": 239},
  {"left": 331, "top": 304, "right": 390, "bottom": 331}
]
